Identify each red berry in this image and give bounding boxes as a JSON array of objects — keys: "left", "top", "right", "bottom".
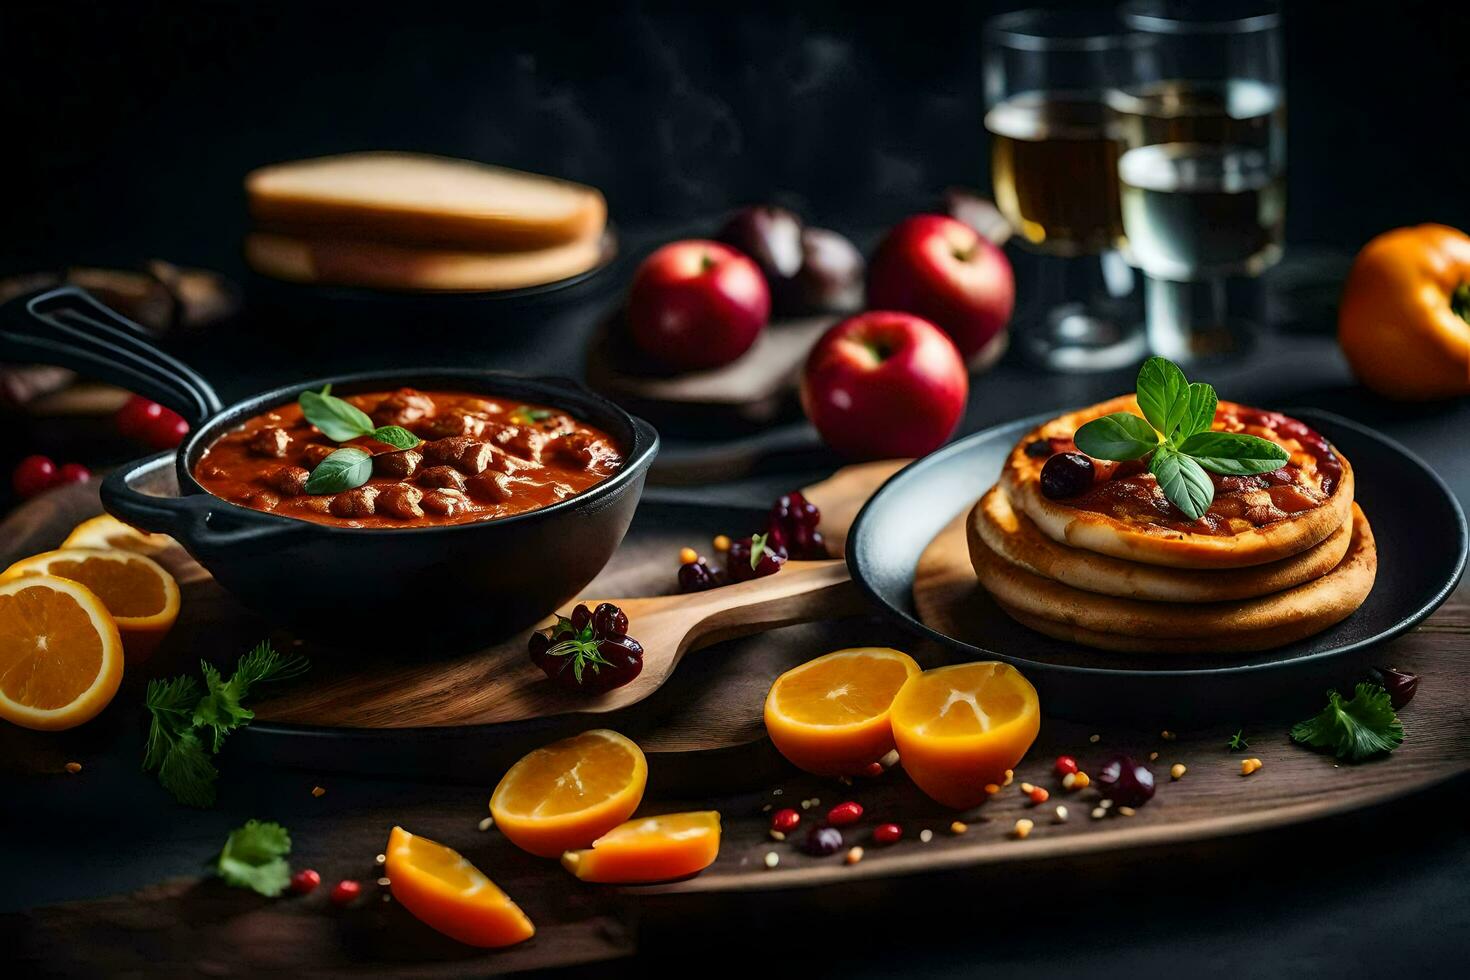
[
  {"left": 57, "top": 463, "right": 92, "bottom": 485},
  {"left": 826, "top": 801, "right": 863, "bottom": 827},
  {"left": 873, "top": 822, "right": 903, "bottom": 844},
  {"left": 116, "top": 395, "right": 189, "bottom": 450},
  {"left": 289, "top": 869, "right": 321, "bottom": 895},
  {"left": 12, "top": 455, "right": 59, "bottom": 499},
  {"left": 770, "top": 808, "right": 801, "bottom": 833},
  {"left": 329, "top": 879, "right": 361, "bottom": 906},
  {"left": 863, "top": 761, "right": 884, "bottom": 777},
  {"left": 1054, "top": 755, "right": 1079, "bottom": 777}
]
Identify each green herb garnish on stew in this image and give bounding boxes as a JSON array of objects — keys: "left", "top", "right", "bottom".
[
  {"left": 1072, "top": 357, "right": 1290, "bottom": 520},
  {"left": 299, "top": 384, "right": 423, "bottom": 449},
  {"left": 304, "top": 447, "right": 373, "bottom": 494},
  {"left": 509, "top": 405, "right": 554, "bottom": 425}
]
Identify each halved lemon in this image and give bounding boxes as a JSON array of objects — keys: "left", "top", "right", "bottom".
[
  {"left": 386, "top": 826, "right": 534, "bottom": 948},
  {"left": 561, "top": 811, "right": 721, "bottom": 883},
  {"left": 764, "top": 647, "right": 920, "bottom": 776},
  {"left": 0, "top": 574, "right": 124, "bottom": 731},
  {"left": 889, "top": 662, "right": 1041, "bottom": 809},
  {"left": 61, "top": 514, "right": 175, "bottom": 556},
  {"left": 489, "top": 729, "right": 647, "bottom": 858},
  {"left": 3, "top": 548, "right": 180, "bottom": 662}
]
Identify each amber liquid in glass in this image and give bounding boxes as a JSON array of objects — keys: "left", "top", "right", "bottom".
[{"left": 986, "top": 92, "right": 1125, "bottom": 257}]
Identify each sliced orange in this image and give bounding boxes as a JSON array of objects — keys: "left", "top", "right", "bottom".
[
  {"left": 490, "top": 729, "right": 647, "bottom": 858},
  {"left": 61, "top": 514, "right": 175, "bottom": 556},
  {"left": 561, "top": 811, "right": 721, "bottom": 883},
  {"left": 764, "top": 647, "right": 920, "bottom": 776},
  {"left": 0, "top": 574, "right": 124, "bottom": 731},
  {"left": 890, "top": 662, "right": 1040, "bottom": 809},
  {"left": 386, "top": 826, "right": 534, "bottom": 948},
  {"left": 3, "top": 548, "right": 180, "bottom": 662}
]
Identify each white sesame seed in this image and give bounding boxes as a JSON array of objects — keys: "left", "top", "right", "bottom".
[
  {"left": 1099, "top": 798, "right": 1114, "bottom": 810},
  {"left": 772, "top": 788, "right": 783, "bottom": 796},
  {"left": 1089, "top": 734, "right": 1101, "bottom": 743},
  {"left": 377, "top": 876, "right": 391, "bottom": 887},
  {"left": 478, "top": 816, "right": 494, "bottom": 832},
  {"left": 1118, "top": 806, "right": 1137, "bottom": 817},
  {"left": 1091, "top": 807, "right": 1107, "bottom": 820},
  {"left": 375, "top": 853, "right": 386, "bottom": 865},
  {"left": 919, "top": 829, "right": 934, "bottom": 843},
  {"left": 1054, "top": 805, "right": 1069, "bottom": 822},
  {"left": 769, "top": 829, "right": 786, "bottom": 842},
  {"left": 764, "top": 851, "right": 780, "bottom": 869},
  {"left": 1012, "top": 819, "right": 1034, "bottom": 840}
]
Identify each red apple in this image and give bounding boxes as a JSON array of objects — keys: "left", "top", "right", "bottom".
[
  {"left": 801, "top": 311, "right": 968, "bottom": 460},
  {"left": 626, "top": 240, "right": 770, "bottom": 371},
  {"left": 866, "top": 214, "right": 1015, "bottom": 361}
]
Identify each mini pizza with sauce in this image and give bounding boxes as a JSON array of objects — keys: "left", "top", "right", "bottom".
[{"left": 1001, "top": 395, "right": 1356, "bottom": 570}]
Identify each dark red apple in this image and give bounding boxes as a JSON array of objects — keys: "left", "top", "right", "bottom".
[
  {"left": 867, "top": 214, "right": 1014, "bottom": 362},
  {"left": 800, "top": 311, "right": 969, "bottom": 460},
  {"left": 626, "top": 240, "right": 771, "bottom": 371},
  {"left": 717, "top": 206, "right": 804, "bottom": 283},
  {"left": 781, "top": 227, "right": 865, "bottom": 315}
]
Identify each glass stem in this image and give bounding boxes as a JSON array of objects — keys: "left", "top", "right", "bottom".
[{"left": 1143, "top": 275, "right": 1228, "bottom": 362}]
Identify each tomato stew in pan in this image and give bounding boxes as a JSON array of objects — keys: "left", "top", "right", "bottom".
[{"left": 193, "top": 388, "right": 624, "bottom": 528}]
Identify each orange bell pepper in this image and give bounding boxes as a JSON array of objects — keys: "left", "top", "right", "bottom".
[{"left": 1338, "top": 224, "right": 1470, "bottom": 400}]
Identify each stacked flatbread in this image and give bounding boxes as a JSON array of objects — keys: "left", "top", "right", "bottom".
[
  {"left": 244, "top": 153, "right": 611, "bottom": 292},
  {"left": 968, "top": 396, "right": 1377, "bottom": 653}
]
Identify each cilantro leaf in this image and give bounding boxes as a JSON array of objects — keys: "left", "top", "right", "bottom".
[
  {"left": 216, "top": 820, "right": 292, "bottom": 897},
  {"left": 1290, "top": 683, "right": 1404, "bottom": 762}
]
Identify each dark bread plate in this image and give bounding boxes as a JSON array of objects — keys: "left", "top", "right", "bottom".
[
  {"left": 847, "top": 409, "right": 1467, "bottom": 722},
  {"left": 0, "top": 286, "right": 657, "bottom": 644}
]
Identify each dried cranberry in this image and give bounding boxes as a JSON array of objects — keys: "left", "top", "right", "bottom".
[
  {"left": 57, "top": 463, "right": 92, "bottom": 485},
  {"left": 872, "top": 823, "right": 902, "bottom": 844},
  {"left": 677, "top": 557, "right": 724, "bottom": 593},
  {"left": 12, "top": 455, "right": 59, "bottom": 499},
  {"left": 1040, "top": 452, "right": 1095, "bottom": 500},
  {"left": 803, "top": 825, "right": 844, "bottom": 856},
  {"left": 116, "top": 395, "right": 189, "bottom": 450},
  {"left": 728, "top": 533, "right": 787, "bottom": 583},
  {"left": 1368, "top": 666, "right": 1419, "bottom": 708},
  {"left": 771, "top": 808, "right": 801, "bottom": 833},
  {"left": 1095, "top": 754, "right": 1155, "bottom": 807},
  {"left": 591, "top": 601, "right": 629, "bottom": 637}
]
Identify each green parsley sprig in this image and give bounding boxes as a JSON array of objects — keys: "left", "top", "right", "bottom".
[
  {"left": 1290, "top": 683, "right": 1404, "bottom": 762},
  {"left": 144, "top": 641, "right": 309, "bottom": 806},
  {"left": 1072, "top": 357, "right": 1290, "bottom": 520},
  {"left": 297, "top": 385, "right": 421, "bottom": 494},
  {"left": 215, "top": 820, "right": 293, "bottom": 897}
]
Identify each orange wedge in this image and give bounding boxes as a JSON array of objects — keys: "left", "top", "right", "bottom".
[
  {"left": 561, "top": 811, "right": 721, "bottom": 883},
  {"left": 0, "top": 575, "right": 124, "bottom": 731},
  {"left": 889, "top": 662, "right": 1041, "bottom": 809},
  {"left": 62, "top": 514, "right": 175, "bottom": 556},
  {"left": 764, "top": 647, "right": 920, "bottom": 776},
  {"left": 490, "top": 729, "right": 647, "bottom": 858},
  {"left": 3, "top": 548, "right": 180, "bottom": 662},
  {"left": 385, "top": 826, "right": 534, "bottom": 948}
]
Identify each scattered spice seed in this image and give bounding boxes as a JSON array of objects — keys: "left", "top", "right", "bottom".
[
  {"left": 1073, "top": 771, "right": 1091, "bottom": 789},
  {"left": 382, "top": 894, "right": 391, "bottom": 903},
  {"left": 950, "top": 821, "right": 968, "bottom": 835},
  {"left": 1012, "top": 819, "right": 1034, "bottom": 840},
  {"left": 772, "top": 788, "right": 783, "bottom": 796},
  {"left": 311, "top": 786, "right": 325, "bottom": 798},
  {"left": 800, "top": 799, "right": 813, "bottom": 810},
  {"left": 845, "top": 846, "right": 864, "bottom": 865},
  {"left": 479, "top": 816, "right": 494, "bottom": 831},
  {"left": 1020, "top": 782, "right": 1035, "bottom": 793},
  {"left": 764, "top": 851, "right": 780, "bottom": 869},
  {"left": 713, "top": 535, "right": 731, "bottom": 552},
  {"left": 1161, "top": 730, "right": 1177, "bottom": 741},
  {"left": 375, "top": 853, "right": 386, "bottom": 865},
  {"left": 1148, "top": 751, "right": 1159, "bottom": 762},
  {"left": 1170, "top": 763, "right": 1187, "bottom": 781},
  {"left": 1117, "top": 806, "right": 1137, "bottom": 817},
  {"left": 761, "top": 804, "right": 772, "bottom": 813},
  {"left": 376, "top": 877, "right": 391, "bottom": 887},
  {"left": 1054, "top": 805, "right": 1069, "bottom": 823},
  {"left": 678, "top": 547, "right": 698, "bottom": 565},
  {"left": 1099, "top": 798, "right": 1113, "bottom": 810},
  {"left": 880, "top": 749, "right": 900, "bottom": 768},
  {"left": 919, "top": 829, "right": 934, "bottom": 843},
  {"left": 64, "top": 762, "right": 82, "bottom": 774},
  {"left": 838, "top": 775, "right": 853, "bottom": 786},
  {"left": 1089, "top": 734, "right": 1101, "bottom": 744},
  {"left": 1028, "top": 786, "right": 1050, "bottom": 805},
  {"left": 1091, "top": 807, "right": 1108, "bottom": 820},
  {"left": 769, "top": 830, "right": 786, "bottom": 842},
  {"left": 985, "top": 783, "right": 1001, "bottom": 795},
  {"left": 1241, "top": 757, "right": 1263, "bottom": 776},
  {"left": 1003, "top": 769, "right": 1015, "bottom": 786}
]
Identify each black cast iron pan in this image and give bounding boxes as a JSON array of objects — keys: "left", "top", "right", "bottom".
[
  {"left": 846, "top": 410, "right": 1467, "bottom": 723},
  {"left": 0, "top": 286, "right": 658, "bottom": 643}
]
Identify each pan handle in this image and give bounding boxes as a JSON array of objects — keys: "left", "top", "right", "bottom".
[
  {"left": 0, "top": 285, "right": 221, "bottom": 425},
  {"left": 100, "top": 453, "right": 311, "bottom": 556}
]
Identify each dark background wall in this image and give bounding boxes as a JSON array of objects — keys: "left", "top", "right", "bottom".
[{"left": 3, "top": 0, "right": 1467, "bottom": 279}]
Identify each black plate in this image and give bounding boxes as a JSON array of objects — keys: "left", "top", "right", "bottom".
[{"left": 847, "top": 409, "right": 1468, "bottom": 722}]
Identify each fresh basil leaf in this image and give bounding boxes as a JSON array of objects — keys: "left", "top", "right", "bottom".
[
  {"left": 304, "top": 447, "right": 372, "bottom": 494},
  {"left": 1073, "top": 412, "right": 1160, "bottom": 461},
  {"left": 1179, "top": 382, "right": 1218, "bottom": 441},
  {"left": 370, "top": 425, "right": 421, "bottom": 450},
  {"left": 1135, "top": 357, "right": 1190, "bottom": 440},
  {"left": 299, "top": 387, "right": 374, "bottom": 443},
  {"left": 1178, "top": 431, "right": 1290, "bottom": 476},
  {"left": 1150, "top": 447, "right": 1214, "bottom": 520}
]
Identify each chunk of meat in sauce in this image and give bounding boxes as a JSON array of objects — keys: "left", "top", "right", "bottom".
[
  {"left": 418, "top": 411, "right": 488, "bottom": 440},
  {"left": 374, "top": 449, "right": 423, "bottom": 479},
  {"left": 421, "top": 436, "right": 492, "bottom": 474},
  {"left": 417, "top": 466, "right": 467, "bottom": 491},
  {"left": 249, "top": 427, "right": 291, "bottom": 458},
  {"left": 376, "top": 483, "right": 424, "bottom": 520},
  {"left": 300, "top": 443, "right": 336, "bottom": 468},
  {"left": 330, "top": 486, "right": 380, "bottom": 518},
  {"left": 239, "top": 489, "right": 281, "bottom": 510},
  {"left": 422, "top": 488, "right": 470, "bottom": 517},
  {"left": 494, "top": 424, "right": 549, "bottom": 463},
  {"left": 466, "top": 470, "right": 516, "bottom": 503},
  {"left": 263, "top": 465, "right": 310, "bottom": 497},
  {"left": 371, "top": 388, "right": 435, "bottom": 427}
]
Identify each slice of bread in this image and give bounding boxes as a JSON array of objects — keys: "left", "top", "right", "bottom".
[
  {"left": 244, "top": 231, "right": 613, "bottom": 293},
  {"left": 246, "top": 153, "right": 607, "bottom": 252}
]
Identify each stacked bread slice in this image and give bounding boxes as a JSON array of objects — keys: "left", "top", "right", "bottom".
[
  {"left": 244, "top": 152, "right": 610, "bottom": 291},
  {"left": 967, "top": 396, "right": 1377, "bottom": 653}
]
